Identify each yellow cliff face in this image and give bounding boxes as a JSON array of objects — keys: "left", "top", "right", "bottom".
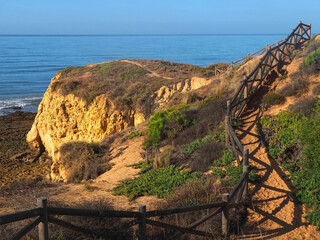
[
  {"left": 27, "top": 60, "right": 219, "bottom": 181},
  {"left": 27, "top": 72, "right": 143, "bottom": 181}
]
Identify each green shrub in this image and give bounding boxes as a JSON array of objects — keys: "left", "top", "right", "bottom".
[
  {"left": 183, "top": 135, "right": 216, "bottom": 154},
  {"left": 130, "top": 160, "right": 153, "bottom": 175},
  {"left": 262, "top": 92, "right": 285, "bottom": 107},
  {"left": 211, "top": 168, "right": 226, "bottom": 179},
  {"left": 260, "top": 111, "right": 300, "bottom": 159},
  {"left": 224, "top": 165, "right": 243, "bottom": 186},
  {"left": 214, "top": 149, "right": 235, "bottom": 167},
  {"left": 144, "top": 104, "right": 191, "bottom": 148},
  {"left": 113, "top": 165, "right": 197, "bottom": 201},
  {"left": 304, "top": 47, "right": 320, "bottom": 66},
  {"left": 127, "top": 131, "right": 142, "bottom": 139}
]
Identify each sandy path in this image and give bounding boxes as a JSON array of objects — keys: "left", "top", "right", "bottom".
[
  {"left": 0, "top": 134, "right": 164, "bottom": 215},
  {"left": 233, "top": 85, "right": 320, "bottom": 239}
]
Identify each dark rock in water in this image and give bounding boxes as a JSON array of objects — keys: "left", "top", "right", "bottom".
[{"left": 11, "top": 106, "right": 22, "bottom": 110}]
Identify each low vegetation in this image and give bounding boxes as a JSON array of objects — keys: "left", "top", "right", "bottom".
[
  {"left": 59, "top": 142, "right": 107, "bottom": 183},
  {"left": 259, "top": 99, "right": 320, "bottom": 229},
  {"left": 143, "top": 104, "right": 193, "bottom": 148},
  {"left": 113, "top": 165, "right": 198, "bottom": 201}
]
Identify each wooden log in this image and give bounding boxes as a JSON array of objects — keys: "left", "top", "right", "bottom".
[
  {"left": 138, "top": 204, "right": 147, "bottom": 240},
  {"left": 0, "top": 208, "right": 42, "bottom": 225},
  {"left": 222, "top": 193, "right": 230, "bottom": 236},
  {"left": 12, "top": 217, "right": 42, "bottom": 240},
  {"left": 37, "top": 197, "right": 49, "bottom": 240}
]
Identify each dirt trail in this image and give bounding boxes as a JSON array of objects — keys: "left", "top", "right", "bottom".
[
  {"left": 0, "top": 133, "right": 164, "bottom": 215},
  {"left": 234, "top": 81, "right": 320, "bottom": 239},
  {"left": 121, "top": 59, "right": 173, "bottom": 80}
]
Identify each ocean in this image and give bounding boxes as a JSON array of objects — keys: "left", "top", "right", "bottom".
[{"left": 0, "top": 34, "right": 285, "bottom": 116}]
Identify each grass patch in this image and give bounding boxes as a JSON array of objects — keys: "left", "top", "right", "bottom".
[{"left": 113, "top": 165, "right": 198, "bottom": 201}]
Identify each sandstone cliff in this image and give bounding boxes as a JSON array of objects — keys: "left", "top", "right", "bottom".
[{"left": 27, "top": 60, "right": 222, "bottom": 181}]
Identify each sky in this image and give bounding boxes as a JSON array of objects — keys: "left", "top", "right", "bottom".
[{"left": 0, "top": 0, "right": 319, "bottom": 35}]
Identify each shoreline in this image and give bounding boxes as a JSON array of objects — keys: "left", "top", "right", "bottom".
[{"left": 0, "top": 111, "right": 51, "bottom": 187}]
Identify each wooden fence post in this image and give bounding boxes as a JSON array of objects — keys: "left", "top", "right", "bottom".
[
  {"left": 138, "top": 204, "right": 146, "bottom": 240},
  {"left": 222, "top": 193, "right": 230, "bottom": 236},
  {"left": 243, "top": 148, "right": 249, "bottom": 198},
  {"left": 225, "top": 101, "right": 231, "bottom": 146},
  {"left": 309, "top": 24, "right": 311, "bottom": 39},
  {"left": 37, "top": 197, "right": 49, "bottom": 240}
]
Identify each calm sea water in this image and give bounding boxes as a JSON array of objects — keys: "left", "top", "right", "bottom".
[{"left": 0, "top": 34, "right": 285, "bottom": 116}]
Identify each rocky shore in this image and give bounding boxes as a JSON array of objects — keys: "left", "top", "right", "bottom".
[{"left": 0, "top": 112, "right": 51, "bottom": 187}]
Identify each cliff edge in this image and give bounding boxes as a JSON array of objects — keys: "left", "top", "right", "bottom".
[{"left": 27, "top": 59, "right": 226, "bottom": 181}]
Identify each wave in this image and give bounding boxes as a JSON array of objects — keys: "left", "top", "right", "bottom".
[{"left": 0, "top": 96, "right": 42, "bottom": 116}]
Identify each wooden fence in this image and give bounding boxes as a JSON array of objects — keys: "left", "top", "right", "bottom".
[
  {"left": 0, "top": 22, "right": 311, "bottom": 240},
  {"left": 225, "top": 22, "right": 311, "bottom": 164}
]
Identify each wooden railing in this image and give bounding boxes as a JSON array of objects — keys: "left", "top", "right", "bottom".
[
  {"left": 0, "top": 22, "right": 311, "bottom": 240},
  {"left": 225, "top": 22, "right": 311, "bottom": 164},
  {"left": 229, "top": 21, "right": 311, "bottom": 69}
]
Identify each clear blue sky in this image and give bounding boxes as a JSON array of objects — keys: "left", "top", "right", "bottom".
[{"left": 0, "top": 0, "right": 319, "bottom": 35}]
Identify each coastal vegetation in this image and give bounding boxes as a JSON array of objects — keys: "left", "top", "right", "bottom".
[{"left": 259, "top": 100, "right": 320, "bottom": 229}]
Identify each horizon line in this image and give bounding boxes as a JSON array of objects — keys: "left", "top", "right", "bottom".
[{"left": 0, "top": 33, "right": 291, "bottom": 37}]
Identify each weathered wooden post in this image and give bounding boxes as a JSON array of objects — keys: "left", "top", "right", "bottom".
[
  {"left": 309, "top": 24, "right": 312, "bottom": 39},
  {"left": 37, "top": 197, "right": 49, "bottom": 240},
  {"left": 138, "top": 204, "right": 147, "bottom": 240},
  {"left": 229, "top": 61, "right": 234, "bottom": 70},
  {"left": 243, "top": 148, "right": 249, "bottom": 198},
  {"left": 225, "top": 101, "right": 231, "bottom": 146},
  {"left": 222, "top": 193, "right": 230, "bottom": 236},
  {"left": 299, "top": 21, "right": 302, "bottom": 36},
  {"left": 292, "top": 29, "right": 297, "bottom": 47}
]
